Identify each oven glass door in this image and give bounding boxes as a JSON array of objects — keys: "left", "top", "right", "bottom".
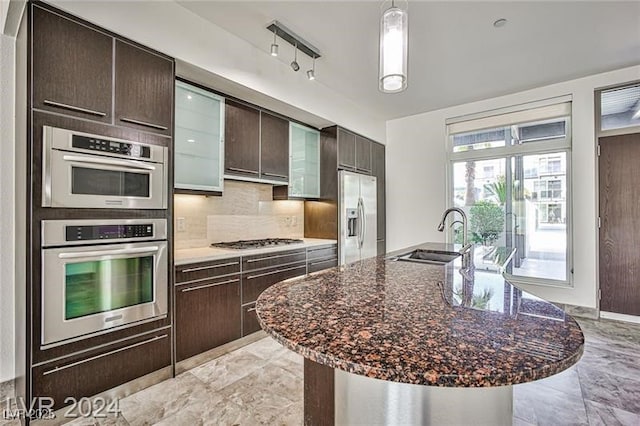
[
  {"left": 45, "top": 150, "right": 166, "bottom": 209},
  {"left": 42, "top": 241, "right": 168, "bottom": 347},
  {"left": 65, "top": 256, "right": 154, "bottom": 320}
]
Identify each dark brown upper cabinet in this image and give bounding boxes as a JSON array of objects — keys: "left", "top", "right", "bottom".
[
  {"left": 115, "top": 40, "right": 174, "bottom": 136},
  {"left": 224, "top": 99, "right": 260, "bottom": 177},
  {"left": 32, "top": 5, "right": 113, "bottom": 123},
  {"left": 338, "top": 128, "right": 372, "bottom": 174},
  {"left": 260, "top": 112, "right": 289, "bottom": 182},
  {"left": 337, "top": 128, "right": 356, "bottom": 170},
  {"left": 355, "top": 135, "right": 372, "bottom": 173}
]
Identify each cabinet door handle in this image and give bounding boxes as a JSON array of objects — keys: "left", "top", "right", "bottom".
[
  {"left": 43, "top": 100, "right": 107, "bottom": 117},
  {"left": 180, "top": 278, "right": 240, "bottom": 292},
  {"left": 262, "top": 172, "right": 288, "bottom": 179},
  {"left": 309, "top": 257, "right": 338, "bottom": 266},
  {"left": 246, "top": 252, "right": 304, "bottom": 263},
  {"left": 226, "top": 167, "right": 259, "bottom": 175},
  {"left": 181, "top": 261, "right": 239, "bottom": 273},
  {"left": 120, "top": 117, "right": 168, "bottom": 131},
  {"left": 246, "top": 307, "right": 257, "bottom": 313},
  {"left": 356, "top": 168, "right": 372, "bottom": 174},
  {"left": 42, "top": 334, "right": 168, "bottom": 376},
  {"left": 246, "top": 264, "right": 306, "bottom": 280}
]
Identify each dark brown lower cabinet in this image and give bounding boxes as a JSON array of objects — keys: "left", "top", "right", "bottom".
[
  {"left": 242, "top": 303, "right": 261, "bottom": 336},
  {"left": 176, "top": 274, "right": 242, "bottom": 361},
  {"left": 33, "top": 330, "right": 171, "bottom": 410},
  {"left": 307, "top": 244, "right": 338, "bottom": 273},
  {"left": 242, "top": 261, "right": 307, "bottom": 305}
]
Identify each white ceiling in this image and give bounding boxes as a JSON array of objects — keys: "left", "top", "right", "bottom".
[{"left": 176, "top": 0, "right": 640, "bottom": 121}]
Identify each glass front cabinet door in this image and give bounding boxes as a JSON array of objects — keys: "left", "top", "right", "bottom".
[
  {"left": 174, "top": 80, "right": 225, "bottom": 192},
  {"left": 289, "top": 122, "right": 320, "bottom": 198}
]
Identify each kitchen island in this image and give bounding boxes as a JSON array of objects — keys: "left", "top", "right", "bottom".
[{"left": 255, "top": 243, "right": 584, "bottom": 425}]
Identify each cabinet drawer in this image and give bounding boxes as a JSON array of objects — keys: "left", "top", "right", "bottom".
[
  {"left": 242, "top": 303, "right": 261, "bottom": 336},
  {"left": 242, "top": 261, "right": 307, "bottom": 304},
  {"left": 307, "top": 244, "right": 338, "bottom": 261},
  {"left": 307, "top": 257, "right": 338, "bottom": 274},
  {"left": 176, "top": 257, "right": 241, "bottom": 284},
  {"left": 33, "top": 330, "right": 171, "bottom": 410},
  {"left": 242, "top": 249, "right": 306, "bottom": 272}
]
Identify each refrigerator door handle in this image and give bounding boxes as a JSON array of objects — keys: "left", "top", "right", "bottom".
[{"left": 358, "top": 197, "right": 366, "bottom": 249}]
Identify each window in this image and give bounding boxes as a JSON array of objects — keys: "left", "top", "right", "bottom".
[
  {"left": 447, "top": 97, "right": 572, "bottom": 286},
  {"left": 598, "top": 83, "right": 640, "bottom": 134}
]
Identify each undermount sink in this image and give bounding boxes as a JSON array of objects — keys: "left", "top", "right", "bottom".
[{"left": 392, "top": 249, "right": 461, "bottom": 265}]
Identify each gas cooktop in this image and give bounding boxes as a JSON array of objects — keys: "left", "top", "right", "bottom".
[{"left": 211, "top": 238, "right": 304, "bottom": 250}]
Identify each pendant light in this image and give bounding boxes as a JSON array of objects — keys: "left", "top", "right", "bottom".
[{"left": 379, "top": 1, "right": 408, "bottom": 93}]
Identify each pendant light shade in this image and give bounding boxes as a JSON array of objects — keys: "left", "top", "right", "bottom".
[{"left": 379, "top": 4, "right": 408, "bottom": 93}]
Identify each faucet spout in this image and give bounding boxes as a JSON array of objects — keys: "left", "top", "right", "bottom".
[{"left": 437, "top": 207, "right": 468, "bottom": 247}]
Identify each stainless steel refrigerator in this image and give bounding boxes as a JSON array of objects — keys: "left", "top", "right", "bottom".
[{"left": 339, "top": 170, "right": 377, "bottom": 265}]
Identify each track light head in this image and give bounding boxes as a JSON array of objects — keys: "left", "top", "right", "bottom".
[
  {"left": 291, "top": 61, "right": 300, "bottom": 72},
  {"left": 270, "top": 43, "right": 279, "bottom": 57},
  {"left": 306, "top": 69, "right": 315, "bottom": 80}
]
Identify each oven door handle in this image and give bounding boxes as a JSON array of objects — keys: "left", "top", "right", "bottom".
[
  {"left": 58, "top": 246, "right": 160, "bottom": 259},
  {"left": 62, "top": 154, "right": 156, "bottom": 171}
]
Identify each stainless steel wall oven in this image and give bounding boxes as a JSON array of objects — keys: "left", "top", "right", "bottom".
[
  {"left": 42, "top": 126, "right": 168, "bottom": 209},
  {"left": 41, "top": 219, "right": 168, "bottom": 347}
]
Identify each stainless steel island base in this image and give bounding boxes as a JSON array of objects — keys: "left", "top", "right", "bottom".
[{"left": 335, "top": 368, "right": 513, "bottom": 426}]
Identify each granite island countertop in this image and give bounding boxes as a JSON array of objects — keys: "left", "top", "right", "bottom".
[{"left": 255, "top": 242, "right": 584, "bottom": 387}]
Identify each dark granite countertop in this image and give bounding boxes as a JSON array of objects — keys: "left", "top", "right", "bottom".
[{"left": 255, "top": 242, "right": 584, "bottom": 387}]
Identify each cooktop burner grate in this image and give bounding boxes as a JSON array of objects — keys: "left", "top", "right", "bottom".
[{"left": 211, "top": 238, "right": 304, "bottom": 250}]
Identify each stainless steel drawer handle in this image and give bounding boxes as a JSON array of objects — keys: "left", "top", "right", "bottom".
[
  {"left": 43, "top": 100, "right": 107, "bottom": 117},
  {"left": 261, "top": 172, "right": 288, "bottom": 179},
  {"left": 246, "top": 264, "right": 306, "bottom": 280},
  {"left": 181, "top": 261, "right": 239, "bottom": 273},
  {"left": 310, "top": 257, "right": 338, "bottom": 266},
  {"left": 246, "top": 252, "right": 304, "bottom": 263},
  {"left": 120, "top": 117, "right": 168, "bottom": 131},
  {"left": 246, "top": 307, "right": 257, "bottom": 313},
  {"left": 226, "top": 167, "right": 259, "bottom": 175},
  {"left": 42, "top": 334, "right": 168, "bottom": 376},
  {"left": 180, "top": 278, "right": 240, "bottom": 292}
]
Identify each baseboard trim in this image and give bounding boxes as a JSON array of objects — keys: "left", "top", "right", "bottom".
[
  {"left": 600, "top": 311, "right": 640, "bottom": 324},
  {"left": 562, "top": 304, "right": 599, "bottom": 320}
]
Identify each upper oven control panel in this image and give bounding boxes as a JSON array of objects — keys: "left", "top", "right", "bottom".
[
  {"left": 42, "top": 219, "right": 167, "bottom": 247},
  {"left": 66, "top": 224, "right": 154, "bottom": 242},
  {"left": 72, "top": 134, "right": 151, "bottom": 159}
]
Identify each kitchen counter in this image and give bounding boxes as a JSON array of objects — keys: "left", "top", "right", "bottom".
[
  {"left": 255, "top": 242, "right": 584, "bottom": 425},
  {"left": 174, "top": 238, "right": 337, "bottom": 265}
]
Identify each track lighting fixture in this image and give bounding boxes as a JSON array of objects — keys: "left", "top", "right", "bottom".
[
  {"left": 270, "top": 28, "right": 279, "bottom": 57},
  {"left": 266, "top": 21, "right": 321, "bottom": 78}
]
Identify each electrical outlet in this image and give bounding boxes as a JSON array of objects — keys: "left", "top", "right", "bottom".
[
  {"left": 291, "top": 216, "right": 298, "bottom": 226},
  {"left": 177, "top": 217, "right": 186, "bottom": 232}
]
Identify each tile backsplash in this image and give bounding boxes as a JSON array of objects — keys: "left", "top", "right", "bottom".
[{"left": 174, "top": 180, "right": 304, "bottom": 249}]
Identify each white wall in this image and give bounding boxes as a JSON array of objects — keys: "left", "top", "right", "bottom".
[
  {"left": 387, "top": 65, "right": 640, "bottom": 309},
  {"left": 47, "top": 0, "right": 386, "bottom": 143},
  {"left": 0, "top": 32, "right": 16, "bottom": 383}
]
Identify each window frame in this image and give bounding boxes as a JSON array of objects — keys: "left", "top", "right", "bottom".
[{"left": 446, "top": 102, "right": 574, "bottom": 288}]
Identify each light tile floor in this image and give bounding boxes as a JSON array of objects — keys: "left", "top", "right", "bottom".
[{"left": 3, "top": 318, "right": 640, "bottom": 425}]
